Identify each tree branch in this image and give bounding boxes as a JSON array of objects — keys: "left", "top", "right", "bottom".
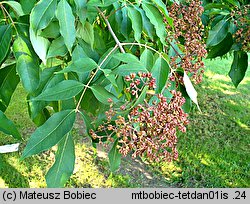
[{"left": 96, "top": 7, "right": 125, "bottom": 53}]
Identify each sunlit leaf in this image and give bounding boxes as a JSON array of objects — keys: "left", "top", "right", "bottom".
[
  {"left": 30, "top": 0, "right": 57, "bottom": 33},
  {"left": 183, "top": 71, "right": 201, "bottom": 112},
  {"left": 56, "top": 0, "right": 76, "bottom": 53},
  {"left": 2, "top": 1, "right": 24, "bottom": 17}
]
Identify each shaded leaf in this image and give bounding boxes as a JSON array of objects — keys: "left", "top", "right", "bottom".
[
  {"left": 13, "top": 36, "right": 40, "bottom": 93},
  {"left": 90, "top": 85, "right": 118, "bottom": 105},
  {"left": 21, "top": 110, "right": 76, "bottom": 159},
  {"left": 47, "top": 36, "right": 68, "bottom": 59},
  {"left": 80, "top": 89, "right": 101, "bottom": 115},
  {"left": 98, "top": 48, "right": 120, "bottom": 70},
  {"left": 136, "top": 8, "right": 155, "bottom": 40},
  {"left": 152, "top": 0, "right": 173, "bottom": 28},
  {"left": 121, "top": 7, "right": 132, "bottom": 39},
  {"left": 207, "top": 32, "right": 233, "bottom": 59},
  {"left": 0, "top": 25, "right": 12, "bottom": 65},
  {"left": 72, "top": 44, "right": 88, "bottom": 61},
  {"left": 74, "top": 0, "right": 87, "bottom": 24},
  {"left": 35, "top": 80, "right": 84, "bottom": 101},
  {"left": 102, "top": 69, "right": 117, "bottom": 88},
  {"left": 20, "top": 0, "right": 36, "bottom": 14},
  {"left": 0, "top": 110, "right": 22, "bottom": 140},
  {"left": 79, "top": 111, "right": 94, "bottom": 138},
  {"left": 108, "top": 139, "right": 121, "bottom": 172},
  {"left": 56, "top": 0, "right": 76, "bottom": 53},
  {"left": 87, "top": 0, "right": 118, "bottom": 7},
  {"left": 16, "top": 55, "right": 40, "bottom": 93},
  {"left": 46, "top": 133, "right": 75, "bottom": 187},
  {"left": 40, "top": 21, "right": 60, "bottom": 39},
  {"left": 229, "top": 51, "right": 248, "bottom": 87},
  {"left": 77, "top": 22, "right": 94, "bottom": 49},
  {"left": 0, "top": 64, "right": 20, "bottom": 111}
]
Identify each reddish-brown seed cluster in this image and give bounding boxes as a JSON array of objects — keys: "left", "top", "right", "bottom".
[
  {"left": 125, "top": 72, "right": 156, "bottom": 98},
  {"left": 90, "top": 73, "right": 189, "bottom": 162},
  {"left": 231, "top": 5, "right": 250, "bottom": 52},
  {"left": 167, "top": 0, "right": 207, "bottom": 83}
]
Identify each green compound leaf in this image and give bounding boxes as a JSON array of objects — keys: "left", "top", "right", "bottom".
[
  {"left": 0, "top": 110, "right": 22, "bottom": 140},
  {"left": 35, "top": 80, "right": 84, "bottom": 101},
  {"left": 21, "top": 110, "right": 76, "bottom": 159},
  {"left": 46, "top": 133, "right": 75, "bottom": 187}
]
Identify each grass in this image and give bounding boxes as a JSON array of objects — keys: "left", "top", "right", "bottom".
[
  {"left": 149, "top": 56, "right": 250, "bottom": 187},
  {"left": 0, "top": 56, "right": 249, "bottom": 187}
]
